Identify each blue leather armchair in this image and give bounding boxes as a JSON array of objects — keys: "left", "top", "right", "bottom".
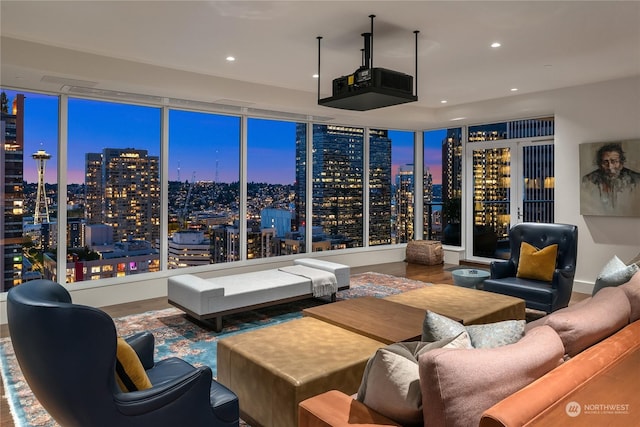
[
  {"left": 7, "top": 279, "right": 239, "bottom": 427},
  {"left": 482, "top": 222, "right": 578, "bottom": 313}
]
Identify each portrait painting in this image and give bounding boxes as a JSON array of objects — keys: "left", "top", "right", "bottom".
[{"left": 579, "top": 140, "right": 640, "bottom": 217}]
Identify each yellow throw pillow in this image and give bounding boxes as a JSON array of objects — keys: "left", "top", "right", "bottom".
[
  {"left": 115, "top": 337, "right": 152, "bottom": 392},
  {"left": 516, "top": 242, "right": 558, "bottom": 282}
]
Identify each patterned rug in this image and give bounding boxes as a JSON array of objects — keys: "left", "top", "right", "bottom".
[{"left": 0, "top": 272, "right": 430, "bottom": 427}]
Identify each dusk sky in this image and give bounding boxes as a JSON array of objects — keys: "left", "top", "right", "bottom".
[{"left": 6, "top": 89, "right": 446, "bottom": 186}]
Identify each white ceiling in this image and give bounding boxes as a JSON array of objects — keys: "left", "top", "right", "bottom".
[{"left": 1, "top": 0, "right": 639, "bottom": 127}]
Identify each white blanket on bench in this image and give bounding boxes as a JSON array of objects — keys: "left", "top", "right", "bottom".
[{"left": 279, "top": 265, "right": 338, "bottom": 297}]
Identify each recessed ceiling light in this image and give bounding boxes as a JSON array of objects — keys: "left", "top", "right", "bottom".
[
  {"left": 312, "top": 74, "right": 319, "bottom": 79},
  {"left": 510, "top": 88, "right": 518, "bottom": 92},
  {"left": 226, "top": 56, "right": 236, "bottom": 62},
  {"left": 440, "top": 100, "right": 448, "bottom": 104},
  {"left": 450, "top": 117, "right": 466, "bottom": 121},
  {"left": 491, "top": 42, "right": 501, "bottom": 48}
]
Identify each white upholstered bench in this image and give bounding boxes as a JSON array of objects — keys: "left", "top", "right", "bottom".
[{"left": 168, "top": 259, "right": 350, "bottom": 331}]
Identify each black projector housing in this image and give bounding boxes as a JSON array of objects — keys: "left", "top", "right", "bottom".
[{"left": 318, "top": 67, "right": 417, "bottom": 111}]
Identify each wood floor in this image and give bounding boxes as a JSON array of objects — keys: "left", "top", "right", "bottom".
[{"left": 0, "top": 261, "right": 589, "bottom": 427}]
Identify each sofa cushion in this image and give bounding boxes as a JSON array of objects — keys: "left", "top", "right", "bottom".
[
  {"left": 356, "top": 334, "right": 470, "bottom": 426},
  {"left": 419, "top": 325, "right": 564, "bottom": 427},
  {"left": 545, "top": 286, "right": 631, "bottom": 357},
  {"left": 516, "top": 242, "right": 558, "bottom": 282},
  {"left": 524, "top": 295, "right": 590, "bottom": 333},
  {"left": 593, "top": 255, "right": 639, "bottom": 296},
  {"left": 619, "top": 270, "right": 640, "bottom": 322},
  {"left": 422, "top": 310, "right": 524, "bottom": 349}
]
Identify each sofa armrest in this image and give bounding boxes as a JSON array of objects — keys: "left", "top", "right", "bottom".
[
  {"left": 299, "top": 390, "right": 401, "bottom": 427},
  {"left": 480, "top": 321, "right": 640, "bottom": 427}
]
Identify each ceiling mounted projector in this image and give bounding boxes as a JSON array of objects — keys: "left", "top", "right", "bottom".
[{"left": 317, "top": 15, "right": 419, "bottom": 111}]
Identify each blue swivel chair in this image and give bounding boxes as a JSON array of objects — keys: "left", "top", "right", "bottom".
[
  {"left": 7, "top": 279, "right": 239, "bottom": 427},
  {"left": 483, "top": 222, "right": 578, "bottom": 313}
]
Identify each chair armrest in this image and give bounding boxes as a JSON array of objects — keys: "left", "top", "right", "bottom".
[
  {"left": 551, "top": 266, "right": 576, "bottom": 309},
  {"left": 490, "top": 260, "right": 515, "bottom": 279},
  {"left": 555, "top": 265, "right": 575, "bottom": 281},
  {"left": 115, "top": 366, "right": 213, "bottom": 416},
  {"left": 124, "top": 332, "right": 155, "bottom": 369}
]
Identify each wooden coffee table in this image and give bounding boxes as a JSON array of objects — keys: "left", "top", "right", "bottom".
[{"left": 302, "top": 297, "right": 429, "bottom": 344}]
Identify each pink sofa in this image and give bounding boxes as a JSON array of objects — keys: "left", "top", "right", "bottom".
[{"left": 299, "top": 271, "right": 640, "bottom": 427}]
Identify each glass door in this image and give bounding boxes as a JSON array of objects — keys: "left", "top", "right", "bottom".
[{"left": 468, "top": 139, "right": 554, "bottom": 260}]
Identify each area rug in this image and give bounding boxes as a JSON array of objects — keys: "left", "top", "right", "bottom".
[{"left": 0, "top": 272, "right": 429, "bottom": 427}]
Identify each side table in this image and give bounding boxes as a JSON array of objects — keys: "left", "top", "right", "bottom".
[{"left": 451, "top": 268, "right": 490, "bottom": 288}]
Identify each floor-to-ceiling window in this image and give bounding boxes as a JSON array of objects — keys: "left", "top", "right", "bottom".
[
  {"left": 247, "top": 118, "right": 305, "bottom": 259},
  {"left": 424, "top": 127, "right": 462, "bottom": 244},
  {"left": 368, "top": 129, "right": 392, "bottom": 246},
  {"left": 390, "top": 130, "right": 416, "bottom": 244},
  {"left": 66, "top": 98, "right": 161, "bottom": 282},
  {"left": 1, "top": 84, "right": 556, "bottom": 292},
  {"left": 369, "top": 129, "right": 415, "bottom": 245},
  {"left": 168, "top": 110, "right": 240, "bottom": 267},
  {"left": 312, "top": 124, "right": 364, "bottom": 250},
  {"left": 468, "top": 117, "right": 554, "bottom": 259},
  {"left": 1, "top": 89, "right": 58, "bottom": 291}
]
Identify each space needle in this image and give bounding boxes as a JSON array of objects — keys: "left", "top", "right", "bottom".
[{"left": 32, "top": 148, "right": 52, "bottom": 224}]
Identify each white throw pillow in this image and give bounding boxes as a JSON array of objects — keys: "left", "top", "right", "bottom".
[{"left": 356, "top": 334, "right": 470, "bottom": 426}]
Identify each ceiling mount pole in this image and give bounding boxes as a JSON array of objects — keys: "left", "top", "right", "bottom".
[
  {"left": 414, "top": 30, "right": 419, "bottom": 96},
  {"left": 369, "top": 14, "right": 375, "bottom": 68},
  {"left": 317, "top": 36, "right": 322, "bottom": 102}
]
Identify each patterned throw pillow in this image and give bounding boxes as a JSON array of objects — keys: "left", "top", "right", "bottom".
[
  {"left": 592, "top": 255, "right": 639, "bottom": 296},
  {"left": 422, "top": 311, "right": 525, "bottom": 349},
  {"left": 516, "top": 242, "right": 558, "bottom": 282}
]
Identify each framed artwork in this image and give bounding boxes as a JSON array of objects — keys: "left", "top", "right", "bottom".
[{"left": 579, "top": 139, "right": 640, "bottom": 217}]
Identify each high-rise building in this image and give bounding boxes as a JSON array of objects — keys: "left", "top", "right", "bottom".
[
  {"left": 1, "top": 94, "right": 24, "bottom": 291},
  {"left": 294, "top": 126, "right": 307, "bottom": 242},
  {"left": 441, "top": 129, "right": 463, "bottom": 246},
  {"left": 299, "top": 124, "right": 364, "bottom": 249},
  {"left": 260, "top": 208, "right": 292, "bottom": 238},
  {"left": 168, "top": 230, "right": 211, "bottom": 268},
  {"left": 85, "top": 152, "right": 103, "bottom": 224},
  {"left": 67, "top": 217, "right": 84, "bottom": 249},
  {"left": 442, "top": 129, "right": 463, "bottom": 203},
  {"left": 395, "top": 164, "right": 414, "bottom": 243},
  {"left": 85, "top": 148, "right": 160, "bottom": 243},
  {"left": 369, "top": 129, "right": 392, "bottom": 246},
  {"left": 295, "top": 125, "right": 391, "bottom": 247},
  {"left": 423, "top": 167, "right": 439, "bottom": 240}
]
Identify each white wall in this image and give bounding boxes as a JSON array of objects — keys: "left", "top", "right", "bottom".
[{"left": 553, "top": 76, "right": 640, "bottom": 293}]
